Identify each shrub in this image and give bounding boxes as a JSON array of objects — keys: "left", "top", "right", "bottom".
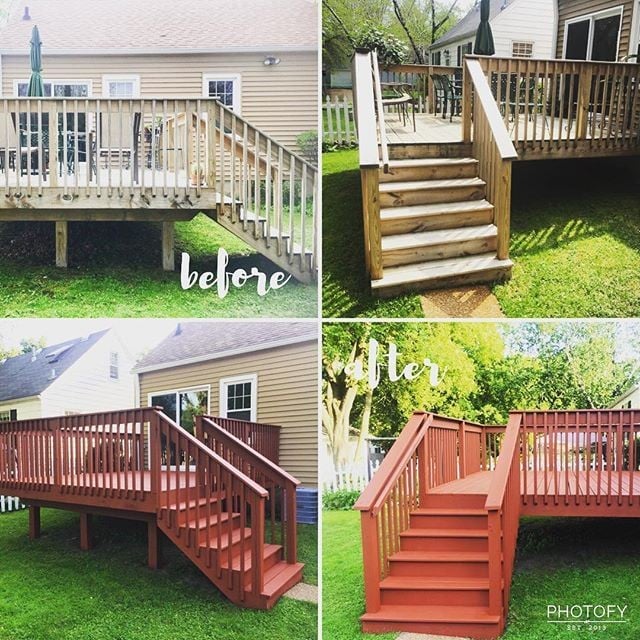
[
  {"left": 322, "top": 488, "right": 361, "bottom": 510},
  {"left": 354, "top": 23, "right": 407, "bottom": 66},
  {"left": 296, "top": 130, "right": 319, "bottom": 165}
]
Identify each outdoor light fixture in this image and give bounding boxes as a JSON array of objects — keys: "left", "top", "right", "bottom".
[
  {"left": 22, "top": 5, "right": 31, "bottom": 20},
  {"left": 263, "top": 56, "right": 281, "bottom": 66}
]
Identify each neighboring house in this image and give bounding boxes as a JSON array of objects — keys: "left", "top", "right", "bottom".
[
  {"left": 0, "top": 0, "right": 318, "bottom": 151},
  {"left": 610, "top": 383, "right": 640, "bottom": 408},
  {"left": 133, "top": 322, "right": 318, "bottom": 488},
  {"left": 0, "top": 329, "right": 135, "bottom": 420},
  {"left": 430, "top": 0, "right": 556, "bottom": 66}
]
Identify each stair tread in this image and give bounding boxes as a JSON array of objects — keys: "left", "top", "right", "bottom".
[
  {"left": 391, "top": 550, "right": 489, "bottom": 562},
  {"left": 372, "top": 253, "right": 513, "bottom": 289},
  {"left": 386, "top": 157, "right": 478, "bottom": 169},
  {"left": 174, "top": 495, "right": 223, "bottom": 511},
  {"left": 189, "top": 512, "right": 240, "bottom": 530},
  {"left": 197, "top": 525, "right": 252, "bottom": 550},
  {"left": 380, "top": 199, "right": 494, "bottom": 220},
  {"left": 412, "top": 508, "right": 488, "bottom": 516},
  {"left": 381, "top": 576, "right": 490, "bottom": 590},
  {"left": 381, "top": 224, "right": 497, "bottom": 251},
  {"left": 245, "top": 561, "right": 305, "bottom": 596},
  {"left": 379, "top": 177, "right": 485, "bottom": 192},
  {"left": 220, "top": 543, "right": 282, "bottom": 571},
  {"left": 401, "top": 527, "right": 488, "bottom": 538},
  {"left": 362, "top": 605, "right": 500, "bottom": 625}
]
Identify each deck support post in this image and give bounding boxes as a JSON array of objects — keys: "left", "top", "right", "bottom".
[
  {"left": 55, "top": 221, "right": 68, "bottom": 268},
  {"left": 361, "top": 166, "right": 382, "bottom": 281},
  {"left": 28, "top": 506, "right": 41, "bottom": 540},
  {"left": 147, "top": 521, "right": 162, "bottom": 570},
  {"left": 162, "top": 221, "right": 175, "bottom": 271},
  {"left": 79, "top": 513, "right": 93, "bottom": 551}
]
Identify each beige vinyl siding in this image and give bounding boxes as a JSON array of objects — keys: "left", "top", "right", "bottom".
[
  {"left": 557, "top": 0, "right": 635, "bottom": 58},
  {"left": 0, "top": 50, "right": 317, "bottom": 151},
  {"left": 139, "top": 340, "right": 318, "bottom": 487},
  {"left": 0, "top": 397, "right": 42, "bottom": 420},
  {"left": 40, "top": 333, "right": 136, "bottom": 417}
]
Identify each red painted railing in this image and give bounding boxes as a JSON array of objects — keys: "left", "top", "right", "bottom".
[
  {"left": 354, "top": 412, "right": 495, "bottom": 613},
  {"left": 485, "top": 414, "right": 522, "bottom": 619},
  {"left": 199, "top": 416, "right": 280, "bottom": 465},
  {"left": 196, "top": 416, "right": 298, "bottom": 564}
]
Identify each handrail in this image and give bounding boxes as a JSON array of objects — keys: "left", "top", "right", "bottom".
[
  {"left": 352, "top": 50, "right": 380, "bottom": 167},
  {"left": 485, "top": 413, "right": 521, "bottom": 510},
  {"left": 371, "top": 52, "right": 389, "bottom": 173},
  {"left": 354, "top": 412, "right": 428, "bottom": 515}
]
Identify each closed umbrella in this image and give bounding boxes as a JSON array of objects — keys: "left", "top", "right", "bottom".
[
  {"left": 27, "top": 25, "right": 45, "bottom": 97},
  {"left": 473, "top": 0, "right": 495, "bottom": 56}
]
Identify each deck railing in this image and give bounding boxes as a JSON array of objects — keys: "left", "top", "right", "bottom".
[
  {"left": 485, "top": 413, "right": 522, "bottom": 620},
  {"left": 0, "top": 97, "right": 318, "bottom": 274},
  {"left": 354, "top": 412, "right": 496, "bottom": 613},
  {"left": 197, "top": 416, "right": 299, "bottom": 564},
  {"left": 464, "top": 58, "right": 519, "bottom": 261},
  {"left": 518, "top": 410, "right": 640, "bottom": 506},
  {"left": 197, "top": 416, "right": 280, "bottom": 465},
  {"left": 469, "top": 56, "right": 640, "bottom": 155},
  {"left": 0, "top": 409, "right": 151, "bottom": 502}
]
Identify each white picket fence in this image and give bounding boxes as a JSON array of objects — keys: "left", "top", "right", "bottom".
[
  {"left": 322, "top": 459, "right": 382, "bottom": 493},
  {"left": 0, "top": 495, "right": 24, "bottom": 513},
  {"left": 323, "top": 96, "right": 357, "bottom": 146}
]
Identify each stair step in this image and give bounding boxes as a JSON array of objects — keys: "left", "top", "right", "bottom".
[
  {"left": 391, "top": 550, "right": 489, "bottom": 563},
  {"left": 381, "top": 224, "right": 497, "bottom": 267},
  {"left": 189, "top": 512, "right": 240, "bottom": 531},
  {"left": 381, "top": 576, "right": 490, "bottom": 590},
  {"left": 371, "top": 252, "right": 513, "bottom": 298},
  {"left": 174, "top": 496, "right": 223, "bottom": 512},
  {"left": 219, "top": 543, "right": 282, "bottom": 573},
  {"left": 380, "top": 575, "right": 491, "bottom": 606},
  {"left": 401, "top": 527, "right": 488, "bottom": 538},
  {"left": 196, "top": 525, "right": 252, "bottom": 550},
  {"left": 381, "top": 157, "right": 478, "bottom": 182},
  {"left": 410, "top": 507, "right": 488, "bottom": 530},
  {"left": 245, "top": 561, "right": 305, "bottom": 608},
  {"left": 389, "top": 550, "right": 490, "bottom": 578},
  {"left": 400, "top": 527, "right": 489, "bottom": 552},
  {"left": 380, "top": 199, "right": 494, "bottom": 235},
  {"left": 379, "top": 177, "right": 486, "bottom": 208}
]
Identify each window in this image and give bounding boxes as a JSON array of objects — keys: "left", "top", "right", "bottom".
[
  {"left": 0, "top": 410, "right": 17, "bottom": 421},
  {"left": 564, "top": 7, "right": 623, "bottom": 61},
  {"left": 512, "top": 41, "right": 534, "bottom": 58},
  {"left": 456, "top": 42, "right": 472, "bottom": 66},
  {"left": 220, "top": 374, "right": 257, "bottom": 422},
  {"left": 102, "top": 75, "right": 140, "bottom": 98},
  {"left": 432, "top": 51, "right": 441, "bottom": 66},
  {"left": 203, "top": 74, "right": 241, "bottom": 112},
  {"left": 109, "top": 352, "right": 119, "bottom": 380},
  {"left": 15, "top": 79, "right": 91, "bottom": 97},
  {"left": 149, "top": 387, "right": 209, "bottom": 434}
]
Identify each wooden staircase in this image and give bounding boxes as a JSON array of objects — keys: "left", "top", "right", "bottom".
[
  {"left": 372, "top": 147, "right": 513, "bottom": 297},
  {"left": 361, "top": 492, "right": 503, "bottom": 639}
]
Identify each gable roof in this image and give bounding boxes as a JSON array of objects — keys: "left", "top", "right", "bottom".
[
  {"left": 134, "top": 322, "right": 317, "bottom": 373},
  {"left": 0, "top": 329, "right": 109, "bottom": 403},
  {"left": 431, "top": 0, "right": 516, "bottom": 49},
  {"left": 0, "top": 0, "right": 318, "bottom": 55}
]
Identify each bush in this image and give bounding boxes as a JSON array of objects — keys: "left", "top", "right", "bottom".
[
  {"left": 296, "top": 130, "right": 319, "bottom": 165},
  {"left": 322, "top": 488, "right": 361, "bottom": 510},
  {"left": 354, "top": 23, "right": 407, "bottom": 66}
]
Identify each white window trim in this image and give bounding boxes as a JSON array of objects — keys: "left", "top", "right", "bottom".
[
  {"left": 630, "top": 0, "right": 640, "bottom": 58},
  {"left": 13, "top": 78, "right": 94, "bottom": 97},
  {"left": 102, "top": 74, "right": 141, "bottom": 98},
  {"left": 109, "top": 351, "right": 119, "bottom": 381},
  {"left": 512, "top": 41, "right": 534, "bottom": 58},
  {"left": 0, "top": 409, "right": 13, "bottom": 422},
  {"left": 563, "top": 6, "right": 624, "bottom": 61},
  {"left": 202, "top": 73, "right": 242, "bottom": 114},
  {"left": 147, "top": 385, "right": 212, "bottom": 424},
  {"left": 219, "top": 374, "right": 257, "bottom": 422}
]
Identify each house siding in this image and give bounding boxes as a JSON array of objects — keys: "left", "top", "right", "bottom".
[
  {"left": 557, "top": 0, "right": 635, "bottom": 58},
  {"left": 0, "top": 397, "right": 42, "bottom": 421},
  {"left": 138, "top": 340, "right": 318, "bottom": 487},
  {"left": 611, "top": 386, "right": 640, "bottom": 408},
  {"left": 40, "top": 333, "right": 136, "bottom": 417},
  {"left": 0, "top": 50, "right": 318, "bottom": 151}
]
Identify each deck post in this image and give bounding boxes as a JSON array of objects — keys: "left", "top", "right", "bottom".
[
  {"left": 162, "top": 221, "right": 175, "bottom": 271},
  {"left": 495, "top": 159, "right": 512, "bottom": 261},
  {"left": 575, "top": 63, "right": 592, "bottom": 141},
  {"left": 459, "top": 421, "right": 467, "bottom": 478},
  {"left": 55, "top": 221, "right": 68, "bottom": 268},
  {"left": 147, "top": 520, "right": 162, "bottom": 570},
  {"left": 28, "top": 506, "right": 41, "bottom": 540},
  {"left": 79, "top": 512, "right": 93, "bottom": 551},
  {"left": 360, "top": 511, "right": 381, "bottom": 612},
  {"left": 361, "top": 166, "right": 382, "bottom": 280},
  {"left": 462, "top": 62, "right": 472, "bottom": 144}
]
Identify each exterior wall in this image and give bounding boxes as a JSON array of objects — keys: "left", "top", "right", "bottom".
[
  {"left": 431, "top": 0, "right": 555, "bottom": 64},
  {"left": 0, "top": 397, "right": 42, "bottom": 421},
  {"left": 611, "top": 386, "right": 640, "bottom": 408},
  {"left": 138, "top": 340, "right": 318, "bottom": 487},
  {"left": 556, "top": 0, "right": 635, "bottom": 58},
  {"left": 0, "top": 50, "right": 317, "bottom": 151},
  {"left": 40, "top": 333, "right": 136, "bottom": 417},
  {"left": 431, "top": 38, "right": 473, "bottom": 67}
]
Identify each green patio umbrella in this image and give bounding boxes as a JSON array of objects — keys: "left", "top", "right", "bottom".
[
  {"left": 473, "top": 0, "right": 495, "bottom": 56},
  {"left": 26, "top": 25, "right": 44, "bottom": 97}
]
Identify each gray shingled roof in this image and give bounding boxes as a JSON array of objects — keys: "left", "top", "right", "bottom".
[
  {"left": 134, "top": 322, "right": 317, "bottom": 371},
  {"left": 0, "top": 330, "right": 109, "bottom": 403},
  {"left": 0, "top": 0, "right": 317, "bottom": 54},
  {"left": 431, "top": 0, "right": 516, "bottom": 49}
]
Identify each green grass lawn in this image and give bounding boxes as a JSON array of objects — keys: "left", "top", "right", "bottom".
[
  {"left": 323, "top": 510, "right": 640, "bottom": 640},
  {"left": 322, "top": 150, "right": 640, "bottom": 319},
  {"left": 0, "top": 213, "right": 317, "bottom": 317},
  {"left": 0, "top": 508, "right": 317, "bottom": 640}
]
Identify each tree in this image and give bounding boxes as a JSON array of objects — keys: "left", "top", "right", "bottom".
[{"left": 0, "top": 335, "right": 45, "bottom": 360}]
